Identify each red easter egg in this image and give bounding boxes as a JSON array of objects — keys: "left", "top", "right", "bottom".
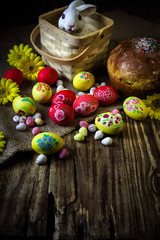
[
  {"left": 52, "top": 89, "right": 76, "bottom": 106},
  {"left": 49, "top": 103, "right": 75, "bottom": 126},
  {"left": 4, "top": 68, "right": 23, "bottom": 85},
  {"left": 38, "top": 67, "right": 58, "bottom": 85},
  {"left": 93, "top": 86, "right": 118, "bottom": 106},
  {"left": 73, "top": 94, "right": 98, "bottom": 116}
]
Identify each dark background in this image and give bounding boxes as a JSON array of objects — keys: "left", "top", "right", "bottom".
[{"left": 1, "top": 0, "right": 160, "bottom": 30}]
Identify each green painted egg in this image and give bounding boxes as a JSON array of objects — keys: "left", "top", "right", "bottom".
[{"left": 12, "top": 95, "right": 36, "bottom": 116}]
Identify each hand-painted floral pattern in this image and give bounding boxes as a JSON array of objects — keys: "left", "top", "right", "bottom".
[
  {"left": 36, "top": 134, "right": 59, "bottom": 151},
  {"left": 80, "top": 72, "right": 92, "bottom": 81},
  {"left": 124, "top": 97, "right": 144, "bottom": 115},
  {"left": 94, "top": 89, "right": 113, "bottom": 101},
  {"left": 54, "top": 109, "right": 65, "bottom": 121},
  {"left": 75, "top": 101, "right": 97, "bottom": 116},
  {"left": 97, "top": 113, "right": 123, "bottom": 129},
  {"left": 35, "top": 82, "right": 50, "bottom": 92}
]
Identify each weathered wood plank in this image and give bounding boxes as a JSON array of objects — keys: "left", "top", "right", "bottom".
[
  {"left": 0, "top": 151, "right": 49, "bottom": 237},
  {"left": 49, "top": 117, "right": 136, "bottom": 239},
  {"left": 0, "top": 114, "right": 160, "bottom": 239},
  {"left": 122, "top": 115, "right": 160, "bottom": 239}
]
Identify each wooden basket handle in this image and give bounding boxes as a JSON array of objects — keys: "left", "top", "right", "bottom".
[{"left": 30, "top": 25, "right": 107, "bottom": 65}]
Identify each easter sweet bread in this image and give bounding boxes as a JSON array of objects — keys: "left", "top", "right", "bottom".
[{"left": 107, "top": 37, "right": 160, "bottom": 98}]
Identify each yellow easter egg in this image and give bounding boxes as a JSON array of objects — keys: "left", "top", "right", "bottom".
[
  {"left": 73, "top": 71, "right": 95, "bottom": 91},
  {"left": 32, "top": 82, "right": 52, "bottom": 103},
  {"left": 12, "top": 95, "right": 36, "bottom": 116},
  {"left": 123, "top": 96, "right": 148, "bottom": 120},
  {"left": 95, "top": 112, "right": 124, "bottom": 135},
  {"left": 31, "top": 132, "right": 64, "bottom": 155}
]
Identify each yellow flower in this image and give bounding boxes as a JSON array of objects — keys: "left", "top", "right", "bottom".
[
  {"left": 7, "top": 43, "right": 32, "bottom": 67},
  {"left": 0, "top": 78, "right": 20, "bottom": 105},
  {"left": 0, "top": 131, "right": 6, "bottom": 153},
  {"left": 143, "top": 93, "right": 160, "bottom": 120},
  {"left": 17, "top": 53, "right": 45, "bottom": 81}
]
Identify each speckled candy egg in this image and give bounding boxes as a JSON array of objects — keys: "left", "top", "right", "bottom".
[
  {"left": 123, "top": 96, "right": 148, "bottom": 120},
  {"left": 95, "top": 112, "right": 124, "bottom": 135},
  {"left": 12, "top": 95, "right": 36, "bottom": 116},
  {"left": 49, "top": 103, "right": 75, "bottom": 125},
  {"left": 51, "top": 89, "right": 76, "bottom": 106},
  {"left": 93, "top": 86, "right": 118, "bottom": 106},
  {"left": 73, "top": 71, "right": 95, "bottom": 91},
  {"left": 32, "top": 132, "right": 64, "bottom": 155},
  {"left": 73, "top": 94, "right": 98, "bottom": 116},
  {"left": 32, "top": 82, "right": 52, "bottom": 103}
]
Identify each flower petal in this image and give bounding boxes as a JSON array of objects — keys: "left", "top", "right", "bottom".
[
  {"left": 19, "top": 43, "right": 24, "bottom": 51},
  {"left": 8, "top": 82, "right": 17, "bottom": 89},
  {"left": 13, "top": 45, "right": 19, "bottom": 53}
]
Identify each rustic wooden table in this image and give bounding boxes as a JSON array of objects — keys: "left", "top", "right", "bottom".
[
  {"left": 0, "top": 10, "right": 160, "bottom": 240},
  {"left": 0, "top": 108, "right": 160, "bottom": 239}
]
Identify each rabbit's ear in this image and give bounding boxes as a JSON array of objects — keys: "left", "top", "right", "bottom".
[
  {"left": 75, "top": 4, "right": 97, "bottom": 16},
  {"left": 69, "top": 0, "right": 85, "bottom": 8}
]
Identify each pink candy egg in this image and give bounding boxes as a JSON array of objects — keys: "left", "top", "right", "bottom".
[
  {"left": 26, "top": 116, "right": 35, "bottom": 127},
  {"left": 111, "top": 108, "right": 120, "bottom": 114},
  {"left": 32, "top": 127, "right": 41, "bottom": 136},
  {"left": 79, "top": 121, "right": 89, "bottom": 128},
  {"left": 73, "top": 94, "right": 98, "bottom": 116},
  {"left": 59, "top": 148, "right": 70, "bottom": 159}
]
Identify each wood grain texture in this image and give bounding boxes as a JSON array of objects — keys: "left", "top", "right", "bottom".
[{"left": 0, "top": 112, "right": 160, "bottom": 239}]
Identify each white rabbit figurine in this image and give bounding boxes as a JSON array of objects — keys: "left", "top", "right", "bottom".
[{"left": 58, "top": 0, "right": 97, "bottom": 36}]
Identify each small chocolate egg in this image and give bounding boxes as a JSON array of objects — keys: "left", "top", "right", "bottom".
[
  {"left": 123, "top": 96, "right": 148, "bottom": 120},
  {"left": 73, "top": 94, "right": 98, "bottom": 116},
  {"left": 49, "top": 103, "right": 75, "bottom": 125},
  {"left": 32, "top": 132, "right": 64, "bottom": 155},
  {"left": 12, "top": 95, "right": 36, "bottom": 116},
  {"left": 93, "top": 86, "right": 118, "bottom": 106},
  {"left": 32, "top": 82, "right": 52, "bottom": 103},
  {"left": 73, "top": 71, "right": 95, "bottom": 91},
  {"left": 95, "top": 112, "right": 124, "bottom": 135},
  {"left": 51, "top": 89, "right": 76, "bottom": 106}
]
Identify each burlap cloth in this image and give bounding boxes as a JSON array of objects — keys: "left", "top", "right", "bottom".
[{"left": 0, "top": 9, "right": 160, "bottom": 164}]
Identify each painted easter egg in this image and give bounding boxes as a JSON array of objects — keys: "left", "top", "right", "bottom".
[
  {"left": 4, "top": 68, "right": 23, "bottom": 85},
  {"left": 95, "top": 112, "right": 124, "bottom": 135},
  {"left": 32, "top": 82, "right": 52, "bottom": 103},
  {"left": 37, "top": 67, "right": 58, "bottom": 85},
  {"left": 73, "top": 94, "right": 98, "bottom": 116},
  {"left": 93, "top": 86, "right": 118, "bottom": 106},
  {"left": 73, "top": 71, "right": 95, "bottom": 91},
  {"left": 51, "top": 89, "right": 76, "bottom": 106},
  {"left": 32, "top": 132, "right": 64, "bottom": 155},
  {"left": 12, "top": 95, "right": 36, "bottom": 116},
  {"left": 123, "top": 96, "right": 148, "bottom": 120},
  {"left": 49, "top": 103, "right": 75, "bottom": 125}
]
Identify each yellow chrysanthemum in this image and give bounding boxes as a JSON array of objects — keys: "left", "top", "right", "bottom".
[
  {"left": 0, "top": 78, "right": 20, "bottom": 105},
  {"left": 17, "top": 53, "right": 45, "bottom": 81},
  {"left": 0, "top": 131, "right": 6, "bottom": 153},
  {"left": 143, "top": 93, "right": 160, "bottom": 120},
  {"left": 7, "top": 43, "right": 32, "bottom": 67}
]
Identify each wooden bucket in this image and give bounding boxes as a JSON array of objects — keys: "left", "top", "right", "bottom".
[{"left": 30, "top": 6, "right": 114, "bottom": 81}]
